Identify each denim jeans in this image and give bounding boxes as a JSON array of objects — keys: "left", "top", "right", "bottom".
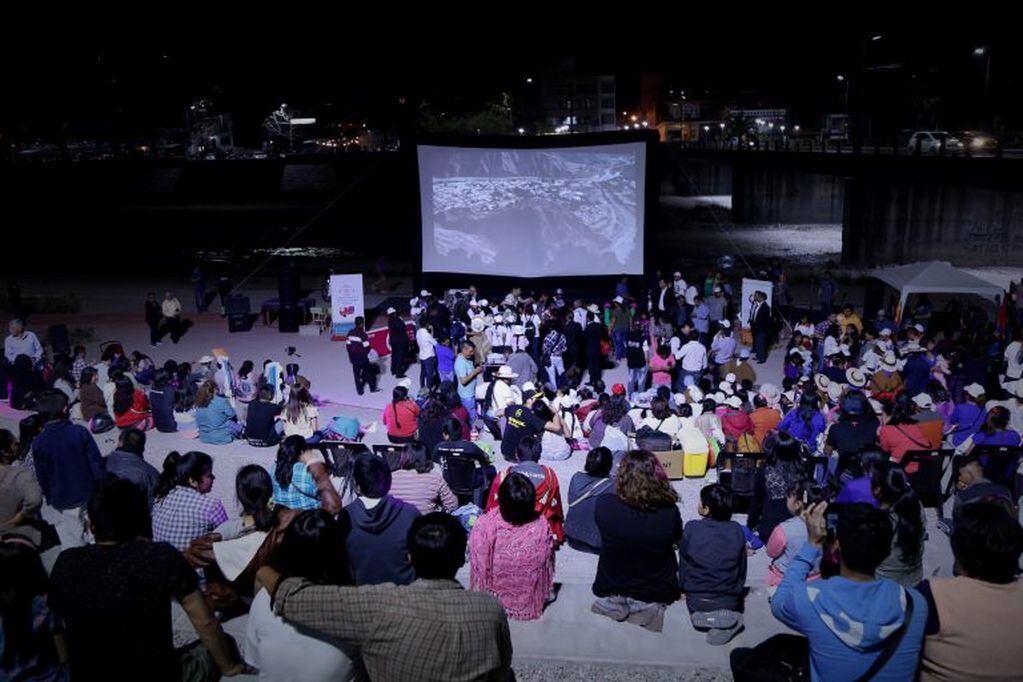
[
  {"left": 612, "top": 329, "right": 628, "bottom": 360},
  {"left": 546, "top": 355, "right": 565, "bottom": 389},
  {"left": 420, "top": 356, "right": 438, "bottom": 389},
  {"left": 627, "top": 367, "right": 647, "bottom": 398},
  {"left": 460, "top": 394, "right": 477, "bottom": 425}
]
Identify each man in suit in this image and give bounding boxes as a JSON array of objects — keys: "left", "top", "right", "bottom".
[
  {"left": 749, "top": 290, "right": 772, "bottom": 364},
  {"left": 653, "top": 277, "right": 677, "bottom": 319},
  {"left": 387, "top": 307, "right": 409, "bottom": 379}
]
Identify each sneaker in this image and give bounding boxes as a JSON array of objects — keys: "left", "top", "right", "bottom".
[
  {"left": 626, "top": 604, "right": 666, "bottom": 632},
  {"left": 591, "top": 596, "right": 629, "bottom": 622},
  {"left": 691, "top": 610, "right": 740, "bottom": 630}
]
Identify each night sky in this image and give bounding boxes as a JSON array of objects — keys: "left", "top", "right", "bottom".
[{"left": 1, "top": 17, "right": 1017, "bottom": 144}]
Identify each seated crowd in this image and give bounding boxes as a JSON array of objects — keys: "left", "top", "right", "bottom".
[{"left": 1, "top": 269, "right": 1022, "bottom": 681}]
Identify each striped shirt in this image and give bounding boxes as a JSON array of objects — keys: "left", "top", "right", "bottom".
[
  {"left": 389, "top": 470, "right": 458, "bottom": 515},
  {"left": 275, "top": 577, "right": 512, "bottom": 682}
]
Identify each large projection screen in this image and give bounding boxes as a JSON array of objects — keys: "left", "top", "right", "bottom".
[{"left": 418, "top": 142, "right": 646, "bottom": 277}]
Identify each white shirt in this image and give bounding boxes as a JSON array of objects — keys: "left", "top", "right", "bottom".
[
  {"left": 572, "top": 307, "right": 588, "bottom": 327},
  {"left": 678, "top": 340, "right": 708, "bottom": 372},
  {"left": 416, "top": 327, "right": 437, "bottom": 360},
  {"left": 673, "top": 278, "right": 687, "bottom": 298},
  {"left": 657, "top": 287, "right": 669, "bottom": 311},
  {"left": 489, "top": 380, "right": 518, "bottom": 416},
  {"left": 640, "top": 414, "right": 682, "bottom": 441},
  {"left": 822, "top": 336, "right": 839, "bottom": 357},
  {"left": 794, "top": 322, "right": 815, "bottom": 337},
  {"left": 987, "top": 398, "right": 1023, "bottom": 435},
  {"left": 161, "top": 298, "right": 182, "bottom": 318},
  {"left": 4, "top": 331, "right": 43, "bottom": 363},
  {"left": 684, "top": 285, "right": 699, "bottom": 306},
  {"left": 1004, "top": 341, "right": 1023, "bottom": 381},
  {"left": 245, "top": 589, "right": 357, "bottom": 682}
]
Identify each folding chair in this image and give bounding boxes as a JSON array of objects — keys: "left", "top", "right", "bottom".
[
  {"left": 971, "top": 445, "right": 1023, "bottom": 498},
  {"left": 719, "top": 452, "right": 762, "bottom": 514},
  {"left": 373, "top": 443, "right": 409, "bottom": 471}
]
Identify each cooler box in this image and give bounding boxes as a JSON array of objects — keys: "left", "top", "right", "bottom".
[
  {"left": 653, "top": 450, "right": 684, "bottom": 480},
  {"left": 683, "top": 450, "right": 710, "bottom": 477}
]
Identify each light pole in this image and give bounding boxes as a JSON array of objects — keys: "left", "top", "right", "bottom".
[{"left": 974, "top": 46, "right": 991, "bottom": 129}]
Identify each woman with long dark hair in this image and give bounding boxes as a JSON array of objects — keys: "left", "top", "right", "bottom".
[
  {"left": 871, "top": 460, "right": 926, "bottom": 586},
  {"left": 587, "top": 395, "right": 633, "bottom": 449},
  {"left": 382, "top": 385, "right": 420, "bottom": 444},
  {"left": 271, "top": 435, "right": 341, "bottom": 515},
  {"left": 747, "top": 431, "right": 807, "bottom": 541},
  {"left": 112, "top": 376, "right": 153, "bottom": 431},
  {"left": 280, "top": 385, "right": 322, "bottom": 444},
  {"left": 388, "top": 441, "right": 456, "bottom": 514},
  {"left": 245, "top": 510, "right": 357, "bottom": 681},
  {"left": 565, "top": 447, "right": 615, "bottom": 554},
  {"left": 470, "top": 472, "right": 556, "bottom": 621},
  {"left": 591, "top": 450, "right": 682, "bottom": 632},
  {"left": 148, "top": 368, "right": 178, "bottom": 433},
  {"left": 151, "top": 451, "right": 228, "bottom": 551},
  {"left": 878, "top": 393, "right": 931, "bottom": 474},
  {"left": 777, "top": 391, "right": 826, "bottom": 450}
]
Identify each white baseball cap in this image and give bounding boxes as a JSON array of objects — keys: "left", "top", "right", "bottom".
[
  {"left": 386, "top": 307, "right": 396, "bottom": 315},
  {"left": 912, "top": 393, "right": 934, "bottom": 410},
  {"left": 879, "top": 328, "right": 893, "bottom": 337},
  {"left": 913, "top": 323, "right": 925, "bottom": 333},
  {"left": 720, "top": 319, "right": 731, "bottom": 329},
  {"left": 420, "top": 289, "right": 431, "bottom": 297},
  {"left": 613, "top": 295, "right": 624, "bottom": 304},
  {"left": 673, "top": 271, "right": 682, "bottom": 277},
  {"left": 725, "top": 395, "right": 742, "bottom": 409},
  {"left": 478, "top": 298, "right": 489, "bottom": 307},
  {"left": 964, "top": 383, "right": 986, "bottom": 399}
]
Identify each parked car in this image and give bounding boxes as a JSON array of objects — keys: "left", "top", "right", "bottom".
[
  {"left": 956, "top": 130, "right": 1000, "bottom": 155},
  {"left": 907, "top": 131, "right": 963, "bottom": 154}
]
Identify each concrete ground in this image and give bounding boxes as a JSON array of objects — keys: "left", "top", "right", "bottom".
[{"left": 3, "top": 280, "right": 957, "bottom": 680}]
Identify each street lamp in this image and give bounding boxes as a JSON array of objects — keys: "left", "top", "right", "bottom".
[
  {"left": 702, "top": 125, "right": 709, "bottom": 132},
  {"left": 794, "top": 125, "right": 801, "bottom": 132},
  {"left": 719, "top": 123, "right": 725, "bottom": 129},
  {"left": 525, "top": 77, "right": 533, "bottom": 83},
  {"left": 836, "top": 74, "right": 845, "bottom": 82},
  {"left": 871, "top": 34, "right": 883, "bottom": 41},
  {"left": 517, "top": 128, "right": 525, "bottom": 134},
  {"left": 630, "top": 115, "right": 638, "bottom": 122},
  {"left": 974, "top": 46, "right": 991, "bottom": 129},
  {"left": 780, "top": 125, "right": 786, "bottom": 132}
]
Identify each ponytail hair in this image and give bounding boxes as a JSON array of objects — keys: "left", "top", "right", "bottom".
[
  {"left": 274, "top": 435, "right": 308, "bottom": 489},
  {"left": 391, "top": 385, "right": 409, "bottom": 429},
  {"left": 871, "top": 460, "right": 924, "bottom": 561},
  {"left": 235, "top": 464, "right": 276, "bottom": 531},
  {"left": 155, "top": 451, "right": 213, "bottom": 500}
]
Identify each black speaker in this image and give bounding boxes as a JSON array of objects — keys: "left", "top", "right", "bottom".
[
  {"left": 228, "top": 314, "right": 254, "bottom": 333},
  {"left": 278, "top": 305, "right": 301, "bottom": 333},
  {"left": 225, "top": 294, "right": 250, "bottom": 317},
  {"left": 278, "top": 269, "right": 300, "bottom": 307},
  {"left": 48, "top": 324, "right": 71, "bottom": 357}
]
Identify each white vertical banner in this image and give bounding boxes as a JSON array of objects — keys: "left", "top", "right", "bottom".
[
  {"left": 329, "top": 274, "right": 364, "bottom": 337},
  {"left": 740, "top": 278, "right": 773, "bottom": 328}
]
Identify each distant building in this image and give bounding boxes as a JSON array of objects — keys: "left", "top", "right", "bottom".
[
  {"left": 540, "top": 60, "right": 617, "bottom": 134},
  {"left": 727, "top": 107, "right": 787, "bottom": 134},
  {"left": 187, "top": 100, "right": 234, "bottom": 158}
]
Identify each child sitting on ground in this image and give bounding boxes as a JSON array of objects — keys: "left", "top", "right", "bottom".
[
  {"left": 678, "top": 483, "right": 748, "bottom": 645},
  {"left": 764, "top": 479, "right": 825, "bottom": 592}
]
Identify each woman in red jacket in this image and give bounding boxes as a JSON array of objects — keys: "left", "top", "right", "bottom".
[{"left": 112, "top": 376, "right": 153, "bottom": 430}]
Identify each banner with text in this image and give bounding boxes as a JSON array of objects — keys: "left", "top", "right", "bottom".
[{"left": 329, "top": 274, "right": 364, "bottom": 337}]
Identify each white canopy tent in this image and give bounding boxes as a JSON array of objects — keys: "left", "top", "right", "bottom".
[{"left": 871, "top": 261, "right": 1004, "bottom": 321}]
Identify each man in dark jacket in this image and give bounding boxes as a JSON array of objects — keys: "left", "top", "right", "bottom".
[
  {"left": 31, "top": 390, "right": 105, "bottom": 548},
  {"left": 386, "top": 307, "right": 410, "bottom": 379},
  {"left": 346, "top": 316, "right": 378, "bottom": 396},
  {"left": 343, "top": 454, "right": 421, "bottom": 586},
  {"left": 105, "top": 428, "right": 161, "bottom": 508},
  {"left": 749, "top": 290, "right": 773, "bottom": 364}
]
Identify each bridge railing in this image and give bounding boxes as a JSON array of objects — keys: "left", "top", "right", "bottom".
[{"left": 671, "top": 138, "right": 1007, "bottom": 158}]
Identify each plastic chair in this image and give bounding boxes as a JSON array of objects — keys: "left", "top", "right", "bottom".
[
  {"left": 309, "top": 306, "right": 328, "bottom": 332},
  {"left": 373, "top": 443, "right": 409, "bottom": 471}
]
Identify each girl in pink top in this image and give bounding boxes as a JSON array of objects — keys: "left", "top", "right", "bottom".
[
  {"left": 470, "top": 472, "right": 555, "bottom": 621},
  {"left": 648, "top": 342, "right": 675, "bottom": 387}
]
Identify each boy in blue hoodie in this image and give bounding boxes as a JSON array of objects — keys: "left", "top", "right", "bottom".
[
  {"left": 764, "top": 502, "right": 928, "bottom": 681},
  {"left": 343, "top": 454, "right": 421, "bottom": 586}
]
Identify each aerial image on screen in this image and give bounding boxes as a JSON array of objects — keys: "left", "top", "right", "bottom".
[{"left": 418, "top": 142, "right": 646, "bottom": 277}]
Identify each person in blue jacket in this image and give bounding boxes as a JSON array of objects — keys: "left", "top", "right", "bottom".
[
  {"left": 764, "top": 502, "right": 928, "bottom": 681},
  {"left": 194, "top": 379, "right": 242, "bottom": 445}
]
